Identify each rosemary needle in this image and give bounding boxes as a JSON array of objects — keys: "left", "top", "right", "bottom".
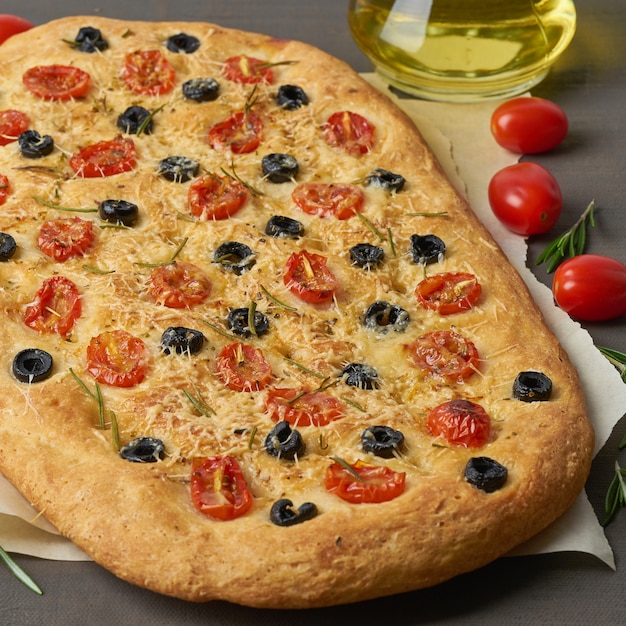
[{"left": 0, "top": 545, "right": 43, "bottom": 595}]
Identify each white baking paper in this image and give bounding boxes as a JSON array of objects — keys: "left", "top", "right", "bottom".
[{"left": 0, "top": 73, "right": 624, "bottom": 569}]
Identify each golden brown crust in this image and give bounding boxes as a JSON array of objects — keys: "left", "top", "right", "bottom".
[{"left": 0, "top": 16, "right": 593, "bottom": 608}]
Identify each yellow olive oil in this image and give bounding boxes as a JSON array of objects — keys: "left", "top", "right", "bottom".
[{"left": 348, "top": 0, "right": 576, "bottom": 101}]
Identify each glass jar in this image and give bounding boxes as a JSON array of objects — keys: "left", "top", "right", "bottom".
[{"left": 348, "top": 0, "right": 577, "bottom": 101}]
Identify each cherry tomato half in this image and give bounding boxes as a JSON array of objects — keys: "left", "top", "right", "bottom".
[
  {"left": 121, "top": 50, "right": 176, "bottom": 96},
  {"left": 23, "top": 65, "right": 91, "bottom": 101},
  {"left": 207, "top": 110, "right": 263, "bottom": 154},
  {"left": 292, "top": 182, "right": 365, "bottom": 220},
  {"left": 191, "top": 455, "right": 253, "bottom": 521},
  {"left": 552, "top": 254, "right": 626, "bottom": 321},
  {"left": 216, "top": 342, "right": 273, "bottom": 392},
  {"left": 426, "top": 399, "right": 491, "bottom": 448},
  {"left": 265, "top": 387, "right": 344, "bottom": 426},
  {"left": 323, "top": 111, "right": 375, "bottom": 156},
  {"left": 38, "top": 217, "right": 95, "bottom": 262},
  {"left": 0, "top": 109, "right": 30, "bottom": 146},
  {"left": 488, "top": 162, "right": 562, "bottom": 236},
  {"left": 188, "top": 173, "right": 248, "bottom": 220},
  {"left": 491, "top": 97, "right": 568, "bottom": 154},
  {"left": 69, "top": 137, "right": 137, "bottom": 178},
  {"left": 86, "top": 330, "right": 148, "bottom": 388},
  {"left": 23, "top": 275, "right": 82, "bottom": 338},
  {"left": 0, "top": 15, "right": 34, "bottom": 45},
  {"left": 405, "top": 330, "right": 480, "bottom": 382},
  {"left": 147, "top": 261, "right": 212, "bottom": 309},
  {"left": 325, "top": 460, "right": 406, "bottom": 504},
  {"left": 283, "top": 250, "right": 339, "bottom": 304},
  {"left": 222, "top": 55, "right": 273, "bottom": 84},
  {"left": 0, "top": 173, "right": 9, "bottom": 205},
  {"left": 414, "top": 272, "right": 482, "bottom": 315}
]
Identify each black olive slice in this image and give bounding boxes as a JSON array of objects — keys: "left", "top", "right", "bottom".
[
  {"left": 410, "top": 234, "right": 445, "bottom": 265},
  {"left": 264, "top": 422, "right": 305, "bottom": 460},
  {"left": 340, "top": 363, "right": 379, "bottom": 389},
  {"left": 365, "top": 168, "right": 405, "bottom": 193},
  {"left": 0, "top": 232, "right": 17, "bottom": 261},
  {"left": 349, "top": 243, "right": 384, "bottom": 269},
  {"left": 12, "top": 348, "right": 53, "bottom": 383},
  {"left": 361, "top": 425, "right": 404, "bottom": 458},
  {"left": 227, "top": 308, "right": 270, "bottom": 337},
  {"left": 99, "top": 199, "right": 139, "bottom": 226},
  {"left": 160, "top": 326, "right": 205, "bottom": 355},
  {"left": 265, "top": 215, "right": 304, "bottom": 239},
  {"left": 275, "top": 84, "right": 309, "bottom": 110},
  {"left": 74, "top": 27, "right": 109, "bottom": 53},
  {"left": 212, "top": 242, "right": 256, "bottom": 275},
  {"left": 117, "top": 105, "right": 153, "bottom": 135},
  {"left": 157, "top": 156, "right": 200, "bottom": 183},
  {"left": 182, "top": 78, "right": 220, "bottom": 102},
  {"left": 270, "top": 498, "right": 318, "bottom": 527},
  {"left": 363, "top": 301, "right": 410, "bottom": 334},
  {"left": 165, "top": 33, "right": 201, "bottom": 53},
  {"left": 261, "top": 153, "right": 299, "bottom": 183},
  {"left": 512, "top": 371, "right": 553, "bottom": 402},
  {"left": 120, "top": 437, "right": 165, "bottom": 463},
  {"left": 464, "top": 457, "right": 508, "bottom": 493},
  {"left": 18, "top": 130, "right": 54, "bottom": 158}
]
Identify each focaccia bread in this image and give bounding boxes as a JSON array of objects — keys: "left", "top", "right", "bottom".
[{"left": 0, "top": 16, "right": 593, "bottom": 608}]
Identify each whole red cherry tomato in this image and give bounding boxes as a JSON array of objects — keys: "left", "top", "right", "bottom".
[
  {"left": 552, "top": 254, "right": 626, "bottom": 321},
  {"left": 491, "top": 97, "right": 568, "bottom": 154},
  {"left": 488, "top": 162, "right": 562, "bottom": 236},
  {"left": 0, "top": 15, "right": 34, "bottom": 45}
]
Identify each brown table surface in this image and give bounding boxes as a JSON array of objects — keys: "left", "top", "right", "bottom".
[{"left": 2, "top": 1, "right": 625, "bottom": 623}]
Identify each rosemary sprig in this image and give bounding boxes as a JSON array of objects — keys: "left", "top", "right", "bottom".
[
  {"left": 602, "top": 461, "right": 626, "bottom": 526},
  {"left": 355, "top": 211, "right": 385, "bottom": 242},
  {"left": 535, "top": 200, "right": 596, "bottom": 272},
  {"left": 33, "top": 196, "right": 98, "bottom": 213},
  {"left": 0, "top": 546, "right": 43, "bottom": 595},
  {"left": 597, "top": 346, "right": 626, "bottom": 383},
  {"left": 406, "top": 211, "right": 449, "bottom": 218},
  {"left": 137, "top": 103, "right": 165, "bottom": 137},
  {"left": 330, "top": 456, "right": 365, "bottom": 482},
  {"left": 259, "top": 284, "right": 297, "bottom": 311},
  {"left": 283, "top": 357, "right": 327, "bottom": 380},
  {"left": 135, "top": 237, "right": 188, "bottom": 267},
  {"left": 183, "top": 386, "right": 216, "bottom": 417}
]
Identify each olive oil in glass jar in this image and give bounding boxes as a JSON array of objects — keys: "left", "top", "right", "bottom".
[{"left": 348, "top": 0, "right": 576, "bottom": 101}]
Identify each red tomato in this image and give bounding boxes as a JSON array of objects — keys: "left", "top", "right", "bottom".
[
  {"left": 0, "top": 173, "right": 9, "bottom": 205},
  {"left": 216, "top": 342, "right": 273, "bottom": 392},
  {"left": 488, "top": 162, "right": 562, "bottom": 236},
  {"left": 405, "top": 330, "right": 480, "bottom": 382},
  {"left": 23, "top": 65, "right": 91, "bottom": 101},
  {"left": 265, "top": 387, "right": 344, "bottom": 426},
  {"left": 0, "top": 14, "right": 34, "bottom": 44},
  {"left": 148, "top": 261, "right": 212, "bottom": 309},
  {"left": 552, "top": 254, "right": 626, "bottom": 321},
  {"left": 491, "top": 97, "right": 568, "bottom": 154},
  {"left": 207, "top": 110, "right": 263, "bottom": 154},
  {"left": 292, "top": 182, "right": 365, "bottom": 220},
  {"left": 0, "top": 109, "right": 30, "bottom": 146},
  {"left": 188, "top": 174, "right": 248, "bottom": 220},
  {"left": 325, "top": 460, "right": 406, "bottom": 504},
  {"left": 121, "top": 50, "right": 176, "bottom": 96},
  {"left": 323, "top": 111, "right": 375, "bottom": 156},
  {"left": 69, "top": 137, "right": 137, "bottom": 178},
  {"left": 23, "top": 276, "right": 82, "bottom": 338},
  {"left": 415, "top": 272, "right": 482, "bottom": 315},
  {"left": 222, "top": 55, "right": 273, "bottom": 84},
  {"left": 191, "top": 455, "right": 253, "bottom": 521},
  {"left": 86, "top": 330, "right": 148, "bottom": 388},
  {"left": 38, "top": 217, "right": 95, "bottom": 262},
  {"left": 427, "top": 399, "right": 491, "bottom": 448},
  {"left": 283, "top": 250, "right": 339, "bottom": 304}
]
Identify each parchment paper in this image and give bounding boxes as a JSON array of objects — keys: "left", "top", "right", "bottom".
[{"left": 0, "top": 73, "right": 624, "bottom": 568}]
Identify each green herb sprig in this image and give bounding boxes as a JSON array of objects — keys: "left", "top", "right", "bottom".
[
  {"left": 0, "top": 546, "right": 43, "bottom": 595},
  {"left": 597, "top": 346, "right": 626, "bottom": 383},
  {"left": 535, "top": 200, "right": 596, "bottom": 272}
]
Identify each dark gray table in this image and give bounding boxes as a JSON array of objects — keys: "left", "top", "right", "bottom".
[{"left": 2, "top": 1, "right": 625, "bottom": 623}]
